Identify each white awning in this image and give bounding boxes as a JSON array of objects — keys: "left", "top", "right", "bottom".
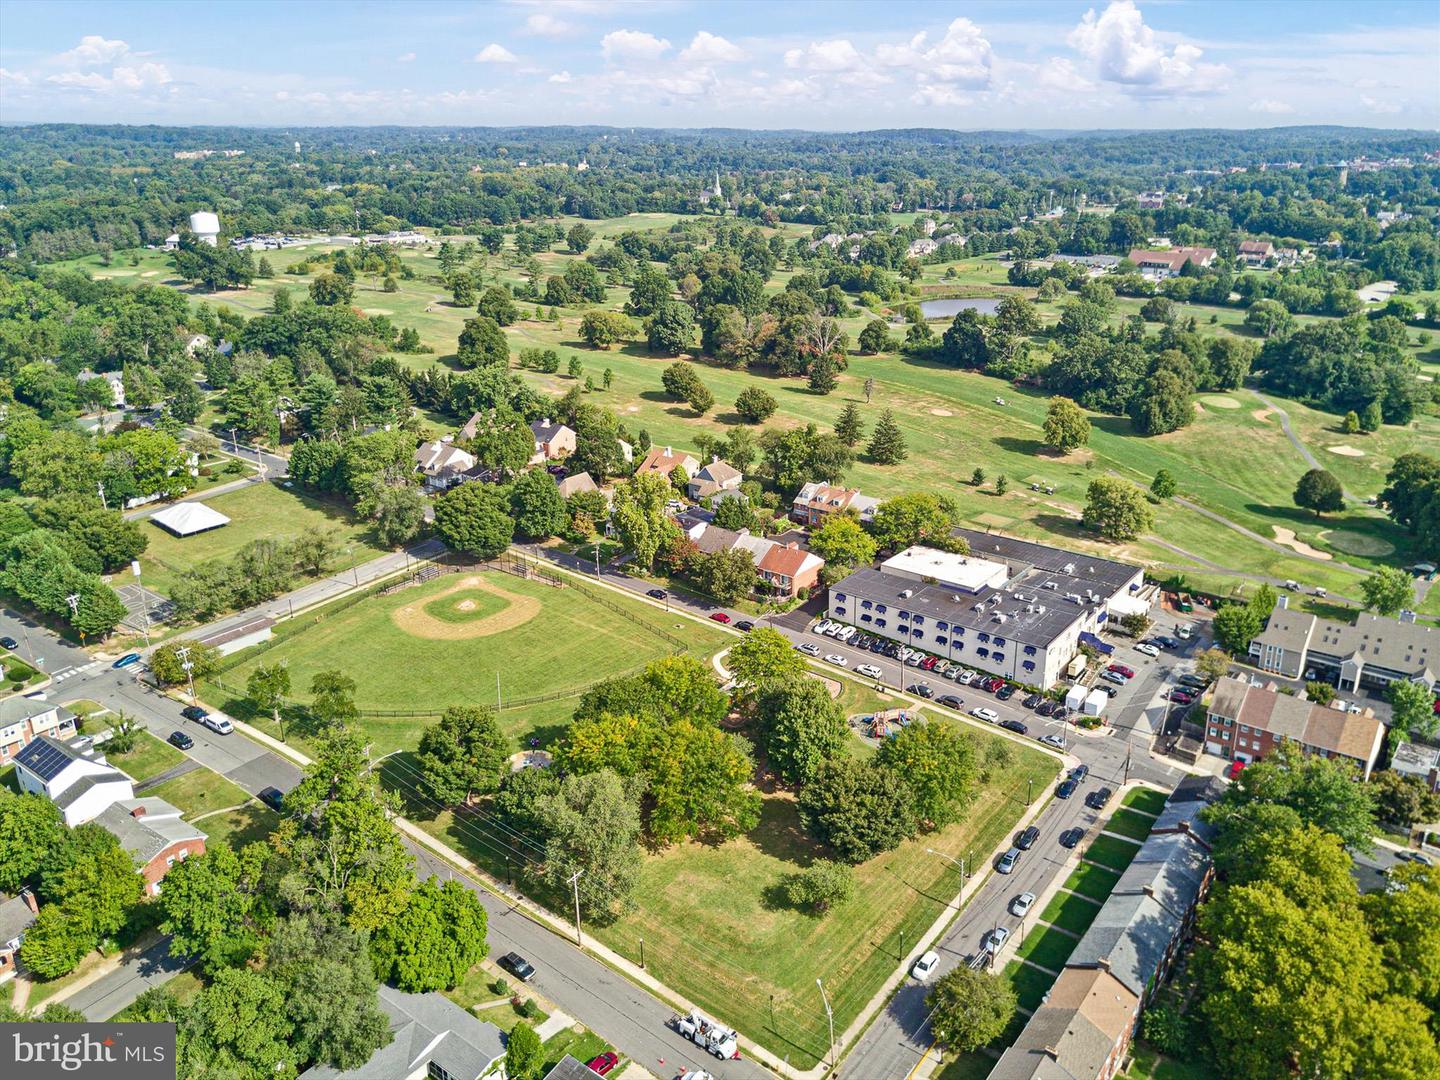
[
  {"left": 150, "top": 501, "right": 230, "bottom": 537},
  {"left": 1106, "top": 593, "right": 1151, "bottom": 617}
]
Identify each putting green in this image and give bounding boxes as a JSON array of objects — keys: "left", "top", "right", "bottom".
[
  {"left": 1199, "top": 395, "right": 1241, "bottom": 409},
  {"left": 1320, "top": 530, "right": 1396, "bottom": 557}
]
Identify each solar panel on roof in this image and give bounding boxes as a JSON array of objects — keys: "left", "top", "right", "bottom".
[{"left": 16, "top": 739, "right": 71, "bottom": 782}]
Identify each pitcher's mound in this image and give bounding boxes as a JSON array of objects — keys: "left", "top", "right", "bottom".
[{"left": 392, "top": 575, "right": 541, "bottom": 640}]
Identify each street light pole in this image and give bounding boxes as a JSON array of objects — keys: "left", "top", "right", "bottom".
[
  {"left": 926, "top": 847, "right": 966, "bottom": 891},
  {"left": 567, "top": 869, "right": 585, "bottom": 946},
  {"left": 1027, "top": 777, "right": 1034, "bottom": 806},
  {"left": 816, "top": 977, "right": 835, "bottom": 1071}
]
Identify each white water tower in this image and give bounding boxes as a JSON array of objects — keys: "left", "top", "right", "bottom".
[{"left": 189, "top": 211, "right": 220, "bottom": 246}]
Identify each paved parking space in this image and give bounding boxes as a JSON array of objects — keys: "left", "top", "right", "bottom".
[{"left": 114, "top": 581, "right": 174, "bottom": 630}]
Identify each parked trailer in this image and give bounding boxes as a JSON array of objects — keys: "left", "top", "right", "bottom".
[{"left": 673, "top": 1011, "right": 741, "bottom": 1060}]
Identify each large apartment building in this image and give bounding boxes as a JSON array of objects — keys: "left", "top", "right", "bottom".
[
  {"left": 1248, "top": 599, "right": 1437, "bottom": 694},
  {"left": 827, "top": 529, "right": 1145, "bottom": 688}
]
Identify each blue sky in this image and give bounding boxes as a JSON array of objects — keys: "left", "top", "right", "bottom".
[{"left": 1, "top": 1, "right": 1436, "bottom": 129}]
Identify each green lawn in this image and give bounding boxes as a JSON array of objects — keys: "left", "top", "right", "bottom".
[
  {"left": 1122, "top": 1044, "right": 1223, "bottom": 1080},
  {"left": 211, "top": 568, "right": 728, "bottom": 756},
  {"left": 137, "top": 481, "right": 392, "bottom": 598},
  {"left": 1037, "top": 890, "right": 1104, "bottom": 937},
  {"left": 108, "top": 731, "right": 187, "bottom": 782},
  {"left": 1014, "top": 922, "right": 1080, "bottom": 973},
  {"left": 934, "top": 1052, "right": 996, "bottom": 1080},
  {"left": 1083, "top": 832, "right": 1145, "bottom": 873},
  {"left": 1122, "top": 787, "right": 1170, "bottom": 816},
  {"left": 1062, "top": 862, "right": 1123, "bottom": 902},
  {"left": 1002, "top": 959, "right": 1057, "bottom": 1014},
  {"left": 1105, "top": 808, "right": 1160, "bottom": 842},
  {"left": 402, "top": 732, "right": 1058, "bottom": 1070},
  {"left": 198, "top": 802, "right": 281, "bottom": 849}
]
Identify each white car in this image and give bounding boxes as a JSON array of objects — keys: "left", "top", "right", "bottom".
[
  {"left": 825, "top": 623, "right": 844, "bottom": 637},
  {"left": 824, "top": 654, "right": 849, "bottom": 667},
  {"left": 813, "top": 620, "right": 834, "bottom": 636},
  {"left": 905, "top": 653, "right": 925, "bottom": 667},
  {"left": 857, "top": 664, "right": 883, "bottom": 679},
  {"left": 984, "top": 926, "right": 1011, "bottom": 953},
  {"left": 835, "top": 626, "right": 857, "bottom": 642},
  {"left": 203, "top": 714, "right": 234, "bottom": 736},
  {"left": 956, "top": 670, "right": 975, "bottom": 685},
  {"left": 1039, "top": 734, "right": 1065, "bottom": 749},
  {"left": 1010, "top": 892, "right": 1036, "bottom": 917},
  {"left": 971, "top": 707, "right": 999, "bottom": 723},
  {"left": 911, "top": 950, "right": 941, "bottom": 981},
  {"left": 796, "top": 642, "right": 821, "bottom": 657},
  {"left": 1134, "top": 643, "right": 1160, "bottom": 658}
]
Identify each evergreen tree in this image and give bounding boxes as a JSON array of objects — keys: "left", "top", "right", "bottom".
[
  {"left": 866, "top": 410, "right": 907, "bottom": 465},
  {"left": 834, "top": 402, "right": 865, "bottom": 447}
]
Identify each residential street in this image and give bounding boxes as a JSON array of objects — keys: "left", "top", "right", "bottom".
[{"left": 64, "top": 937, "right": 193, "bottom": 1021}]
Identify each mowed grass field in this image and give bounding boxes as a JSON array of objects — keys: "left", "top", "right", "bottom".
[
  {"left": 401, "top": 726, "right": 1059, "bottom": 1070},
  {"left": 213, "top": 568, "right": 728, "bottom": 755},
  {"left": 137, "top": 481, "right": 393, "bottom": 597}
]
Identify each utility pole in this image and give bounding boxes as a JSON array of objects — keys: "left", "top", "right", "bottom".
[
  {"left": 175, "top": 644, "right": 196, "bottom": 704},
  {"left": 132, "top": 561, "right": 151, "bottom": 647},
  {"left": 567, "top": 870, "right": 585, "bottom": 946},
  {"left": 97, "top": 481, "right": 107, "bottom": 510},
  {"left": 65, "top": 593, "right": 82, "bottom": 642},
  {"left": 1124, "top": 745, "right": 1132, "bottom": 785},
  {"left": 639, "top": 937, "right": 645, "bottom": 969},
  {"left": 816, "top": 978, "right": 835, "bottom": 1071}
]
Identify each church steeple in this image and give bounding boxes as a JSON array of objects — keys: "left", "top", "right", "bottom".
[{"left": 714, "top": 171, "right": 722, "bottom": 198}]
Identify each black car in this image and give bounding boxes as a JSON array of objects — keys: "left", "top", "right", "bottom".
[
  {"left": 1059, "top": 827, "right": 1085, "bottom": 849},
  {"left": 937, "top": 694, "right": 964, "bottom": 709},
  {"left": 1085, "top": 786, "right": 1113, "bottom": 810},
  {"left": 258, "top": 787, "right": 284, "bottom": 811},
  {"left": 1052, "top": 706, "right": 1070, "bottom": 722},
  {"left": 0, "top": 636, "right": 17, "bottom": 651},
  {"left": 1015, "top": 825, "right": 1041, "bottom": 850},
  {"left": 181, "top": 705, "right": 208, "bottom": 722},
  {"left": 500, "top": 952, "right": 536, "bottom": 981},
  {"left": 167, "top": 730, "right": 194, "bottom": 750},
  {"left": 907, "top": 683, "right": 934, "bottom": 699},
  {"left": 1022, "top": 693, "right": 1043, "bottom": 709},
  {"left": 1152, "top": 635, "right": 1179, "bottom": 649},
  {"left": 1035, "top": 700, "right": 1055, "bottom": 717},
  {"left": 1070, "top": 764, "right": 1089, "bottom": 783},
  {"left": 1056, "top": 778, "right": 1078, "bottom": 800},
  {"left": 646, "top": 588, "right": 668, "bottom": 601},
  {"left": 735, "top": 620, "right": 755, "bottom": 632},
  {"left": 995, "top": 685, "right": 1016, "bottom": 701},
  {"left": 1178, "top": 674, "right": 1210, "bottom": 690},
  {"left": 1000, "top": 719, "right": 1029, "bottom": 735},
  {"left": 1095, "top": 684, "right": 1119, "bottom": 698}
]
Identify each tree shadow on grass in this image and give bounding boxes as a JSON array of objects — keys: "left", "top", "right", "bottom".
[
  {"left": 995, "top": 435, "right": 1045, "bottom": 456},
  {"left": 745, "top": 793, "right": 826, "bottom": 864},
  {"left": 377, "top": 751, "right": 438, "bottom": 821},
  {"left": 1089, "top": 414, "right": 1140, "bottom": 438},
  {"left": 1031, "top": 512, "right": 1095, "bottom": 544}
]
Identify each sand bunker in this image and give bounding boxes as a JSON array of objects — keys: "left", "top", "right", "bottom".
[
  {"left": 1320, "top": 530, "right": 1396, "bottom": 557},
  {"left": 1327, "top": 445, "right": 1366, "bottom": 457},
  {"left": 1273, "top": 527, "right": 1332, "bottom": 560},
  {"left": 1200, "top": 395, "right": 1241, "bottom": 409},
  {"left": 929, "top": 408, "right": 954, "bottom": 417},
  {"left": 1252, "top": 408, "right": 1275, "bottom": 423},
  {"left": 391, "top": 575, "right": 540, "bottom": 640},
  {"left": 1193, "top": 402, "right": 1206, "bottom": 414},
  {"left": 140, "top": 270, "right": 159, "bottom": 278}
]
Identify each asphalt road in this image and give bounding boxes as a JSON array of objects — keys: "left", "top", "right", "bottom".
[{"left": 65, "top": 937, "right": 193, "bottom": 1021}]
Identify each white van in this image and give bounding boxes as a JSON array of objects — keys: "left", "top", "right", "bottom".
[
  {"left": 836, "top": 626, "right": 857, "bottom": 642},
  {"left": 203, "top": 714, "right": 234, "bottom": 736}
]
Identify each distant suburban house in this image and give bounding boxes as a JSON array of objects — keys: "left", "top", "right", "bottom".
[
  {"left": 0, "top": 697, "right": 79, "bottom": 766},
  {"left": 1237, "top": 240, "right": 1275, "bottom": 266},
  {"left": 1126, "top": 246, "right": 1217, "bottom": 279},
  {"left": 540, "top": 1057, "right": 600, "bottom": 1080},
  {"left": 1391, "top": 741, "right": 1440, "bottom": 794},
  {"left": 0, "top": 889, "right": 38, "bottom": 984},
  {"left": 298, "top": 986, "right": 506, "bottom": 1080},
  {"left": 791, "top": 482, "right": 881, "bottom": 527},
  {"left": 76, "top": 369, "right": 126, "bottom": 408},
  {"left": 635, "top": 445, "right": 700, "bottom": 480},
  {"left": 93, "top": 798, "right": 207, "bottom": 896},
  {"left": 458, "top": 411, "right": 486, "bottom": 442},
  {"left": 686, "top": 458, "right": 744, "bottom": 504},
  {"left": 1136, "top": 190, "right": 1168, "bottom": 209},
  {"left": 1204, "top": 675, "right": 1386, "bottom": 779},
  {"left": 555, "top": 472, "right": 598, "bottom": 499},
  {"left": 414, "top": 438, "right": 478, "bottom": 492},
  {"left": 12, "top": 735, "right": 204, "bottom": 892},
  {"left": 906, "top": 237, "right": 938, "bottom": 258},
  {"left": 529, "top": 417, "right": 576, "bottom": 464},
  {"left": 681, "top": 522, "right": 824, "bottom": 599},
  {"left": 1248, "top": 599, "right": 1436, "bottom": 693}
]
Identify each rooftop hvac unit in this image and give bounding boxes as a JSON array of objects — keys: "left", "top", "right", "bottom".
[
  {"left": 900, "top": 588, "right": 913, "bottom": 599},
  {"left": 1036, "top": 605, "right": 1046, "bottom": 613},
  {"left": 952, "top": 594, "right": 964, "bottom": 603},
  {"left": 1063, "top": 563, "right": 1076, "bottom": 575},
  {"left": 1065, "top": 592, "right": 1083, "bottom": 603},
  {"left": 1043, "top": 581, "right": 1059, "bottom": 591}
]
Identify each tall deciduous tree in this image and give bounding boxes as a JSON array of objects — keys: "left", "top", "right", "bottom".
[
  {"left": 870, "top": 492, "right": 964, "bottom": 553},
  {"left": 1206, "top": 741, "right": 1377, "bottom": 851},
  {"left": 798, "top": 758, "right": 917, "bottom": 863},
  {"left": 415, "top": 705, "right": 511, "bottom": 806},
  {"left": 536, "top": 769, "right": 644, "bottom": 921},
  {"left": 159, "top": 841, "right": 268, "bottom": 973},
  {"left": 926, "top": 968, "right": 1017, "bottom": 1052},
  {"left": 1294, "top": 468, "right": 1345, "bottom": 517},
  {"left": 808, "top": 513, "right": 877, "bottom": 572},
  {"left": 433, "top": 482, "right": 515, "bottom": 558},
  {"left": 1042, "top": 396, "right": 1090, "bottom": 452},
  {"left": 505, "top": 1021, "right": 546, "bottom": 1080},
  {"left": 610, "top": 472, "right": 676, "bottom": 571},
  {"left": 370, "top": 878, "right": 489, "bottom": 992},
  {"left": 1082, "top": 476, "right": 1154, "bottom": 541},
  {"left": 1360, "top": 565, "right": 1414, "bottom": 617},
  {"left": 0, "top": 789, "right": 65, "bottom": 893},
  {"left": 876, "top": 720, "right": 977, "bottom": 829},
  {"left": 756, "top": 676, "right": 849, "bottom": 786},
  {"left": 1385, "top": 678, "right": 1438, "bottom": 747}
]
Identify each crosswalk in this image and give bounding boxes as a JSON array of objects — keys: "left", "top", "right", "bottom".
[{"left": 48, "top": 660, "right": 107, "bottom": 683}]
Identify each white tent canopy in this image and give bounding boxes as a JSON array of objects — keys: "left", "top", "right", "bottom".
[{"left": 150, "top": 501, "right": 230, "bottom": 537}]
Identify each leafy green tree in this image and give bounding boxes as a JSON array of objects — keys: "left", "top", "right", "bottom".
[
  {"left": 807, "top": 354, "right": 839, "bottom": 394},
  {"left": 1150, "top": 468, "right": 1177, "bottom": 500},
  {"left": 995, "top": 295, "right": 1040, "bottom": 336},
  {"left": 646, "top": 301, "right": 695, "bottom": 355},
  {"left": 927, "top": 967, "right": 1017, "bottom": 1052},
  {"left": 370, "top": 483, "right": 427, "bottom": 547},
  {"left": 626, "top": 265, "right": 672, "bottom": 317},
  {"left": 610, "top": 472, "right": 676, "bottom": 571},
  {"left": 1362, "top": 862, "right": 1440, "bottom": 1008},
  {"left": 179, "top": 968, "right": 294, "bottom": 1080},
  {"left": 687, "top": 381, "right": 715, "bottom": 415},
  {"left": 1385, "top": 678, "right": 1438, "bottom": 747},
  {"left": 756, "top": 676, "right": 849, "bottom": 786},
  {"left": 370, "top": 878, "right": 489, "bottom": 992},
  {"left": 1042, "top": 396, "right": 1090, "bottom": 452},
  {"left": 833, "top": 402, "right": 865, "bottom": 447},
  {"left": 566, "top": 223, "right": 595, "bottom": 254},
  {"left": 1129, "top": 370, "right": 1193, "bottom": 436},
  {"left": 509, "top": 467, "right": 568, "bottom": 540},
  {"left": 310, "top": 272, "right": 354, "bottom": 307},
  {"left": 449, "top": 272, "right": 476, "bottom": 306},
  {"left": 0, "top": 789, "right": 66, "bottom": 893},
  {"left": 20, "top": 904, "right": 92, "bottom": 978},
  {"left": 1207, "top": 741, "right": 1377, "bottom": 851},
  {"left": 536, "top": 769, "right": 644, "bottom": 921},
  {"left": 433, "top": 482, "right": 515, "bottom": 558},
  {"left": 1360, "top": 565, "right": 1414, "bottom": 617},
  {"left": 506, "top": 1020, "right": 546, "bottom": 1080},
  {"left": 870, "top": 492, "right": 963, "bottom": 553},
  {"left": 782, "top": 859, "right": 856, "bottom": 915},
  {"left": 148, "top": 639, "right": 220, "bottom": 687},
  {"left": 695, "top": 548, "right": 757, "bottom": 604},
  {"left": 798, "top": 758, "right": 917, "bottom": 863},
  {"left": 1294, "top": 468, "right": 1344, "bottom": 517},
  {"left": 1304, "top": 680, "right": 1336, "bottom": 705},
  {"left": 808, "top": 513, "right": 877, "bottom": 572},
  {"left": 661, "top": 361, "right": 703, "bottom": 403},
  {"left": 415, "top": 705, "right": 511, "bottom": 806},
  {"left": 578, "top": 310, "right": 633, "bottom": 349},
  {"left": 1342, "top": 410, "right": 1361, "bottom": 434},
  {"left": 727, "top": 628, "right": 807, "bottom": 690},
  {"left": 309, "top": 670, "right": 359, "bottom": 728},
  {"left": 1082, "top": 476, "right": 1154, "bottom": 541},
  {"left": 1244, "top": 298, "right": 1293, "bottom": 338},
  {"left": 735, "top": 386, "right": 778, "bottom": 423},
  {"left": 858, "top": 319, "right": 893, "bottom": 354},
  {"left": 1211, "top": 602, "right": 1263, "bottom": 655},
  {"left": 476, "top": 285, "right": 518, "bottom": 326},
  {"left": 711, "top": 495, "right": 757, "bottom": 532},
  {"left": 160, "top": 841, "right": 268, "bottom": 973},
  {"left": 1360, "top": 400, "right": 1383, "bottom": 433},
  {"left": 876, "top": 720, "right": 977, "bottom": 829},
  {"left": 866, "top": 409, "right": 908, "bottom": 465},
  {"left": 456, "top": 316, "right": 510, "bottom": 369},
  {"left": 1370, "top": 770, "right": 1440, "bottom": 829}
]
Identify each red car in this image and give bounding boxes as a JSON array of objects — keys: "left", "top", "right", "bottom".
[
  {"left": 1168, "top": 689, "right": 1195, "bottom": 705},
  {"left": 709, "top": 612, "right": 731, "bottom": 624},
  {"left": 987, "top": 677, "right": 1006, "bottom": 693},
  {"left": 586, "top": 1052, "right": 619, "bottom": 1076},
  {"left": 1227, "top": 759, "right": 1246, "bottom": 780},
  {"left": 920, "top": 656, "right": 939, "bottom": 671},
  {"left": 1107, "top": 663, "right": 1135, "bottom": 679}
]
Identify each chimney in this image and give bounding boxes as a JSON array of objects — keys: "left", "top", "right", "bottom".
[
  {"left": 1042, "top": 1046, "right": 1061, "bottom": 1061},
  {"left": 787, "top": 542, "right": 799, "bottom": 551},
  {"left": 19, "top": 887, "right": 37, "bottom": 914},
  {"left": 130, "top": 804, "right": 147, "bottom": 819},
  {"left": 542, "top": 417, "right": 551, "bottom": 427},
  {"left": 1277, "top": 594, "right": 1288, "bottom": 610},
  {"left": 1400, "top": 609, "right": 1417, "bottom": 624},
  {"left": 664, "top": 446, "right": 672, "bottom": 457}
]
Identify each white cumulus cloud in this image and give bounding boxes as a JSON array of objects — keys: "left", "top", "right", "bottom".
[
  {"left": 601, "top": 29, "right": 671, "bottom": 62},
  {"left": 1249, "top": 98, "right": 1293, "bottom": 115},
  {"left": 57, "top": 35, "right": 130, "bottom": 68},
  {"left": 525, "top": 13, "right": 573, "bottom": 37},
  {"left": 0, "top": 67, "right": 32, "bottom": 86},
  {"left": 548, "top": 70, "right": 573, "bottom": 83},
  {"left": 1068, "top": 0, "right": 1228, "bottom": 95},
  {"left": 474, "top": 43, "right": 519, "bottom": 64},
  {"left": 784, "top": 39, "right": 865, "bottom": 73},
  {"left": 679, "top": 31, "right": 743, "bottom": 64}
]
